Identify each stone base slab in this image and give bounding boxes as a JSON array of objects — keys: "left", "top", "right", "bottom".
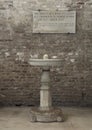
[{"left": 30, "top": 107, "right": 64, "bottom": 122}]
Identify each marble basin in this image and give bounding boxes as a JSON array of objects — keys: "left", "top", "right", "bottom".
[{"left": 29, "top": 59, "right": 62, "bottom": 67}]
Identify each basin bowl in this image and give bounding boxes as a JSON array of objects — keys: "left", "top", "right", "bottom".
[{"left": 29, "top": 59, "right": 62, "bottom": 67}]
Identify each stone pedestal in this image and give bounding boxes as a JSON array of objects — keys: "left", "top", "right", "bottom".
[
  {"left": 30, "top": 107, "right": 64, "bottom": 122},
  {"left": 30, "top": 67, "right": 64, "bottom": 122}
]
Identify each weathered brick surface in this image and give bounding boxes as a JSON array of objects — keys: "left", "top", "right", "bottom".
[{"left": 0, "top": 0, "right": 92, "bottom": 106}]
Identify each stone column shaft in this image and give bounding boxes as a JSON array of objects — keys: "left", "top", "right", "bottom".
[{"left": 40, "top": 67, "right": 52, "bottom": 110}]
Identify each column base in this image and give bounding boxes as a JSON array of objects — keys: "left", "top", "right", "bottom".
[{"left": 30, "top": 107, "right": 64, "bottom": 122}]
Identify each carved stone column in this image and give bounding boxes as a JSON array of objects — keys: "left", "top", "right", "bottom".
[{"left": 40, "top": 67, "right": 51, "bottom": 111}]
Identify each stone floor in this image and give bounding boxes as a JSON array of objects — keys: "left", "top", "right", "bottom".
[{"left": 0, "top": 107, "right": 92, "bottom": 130}]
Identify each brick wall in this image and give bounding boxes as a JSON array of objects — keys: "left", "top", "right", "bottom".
[{"left": 0, "top": 0, "right": 92, "bottom": 106}]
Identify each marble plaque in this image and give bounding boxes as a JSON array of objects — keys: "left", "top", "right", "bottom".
[{"left": 33, "top": 11, "right": 76, "bottom": 33}]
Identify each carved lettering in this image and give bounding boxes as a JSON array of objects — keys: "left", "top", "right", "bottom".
[{"left": 33, "top": 11, "right": 76, "bottom": 33}]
